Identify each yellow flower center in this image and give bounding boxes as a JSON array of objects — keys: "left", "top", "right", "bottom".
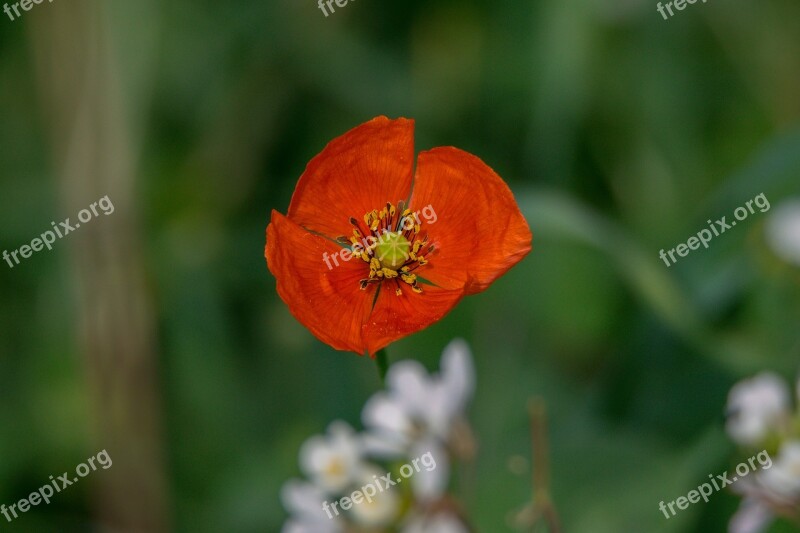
[
  {"left": 340, "top": 201, "right": 434, "bottom": 295},
  {"left": 324, "top": 458, "right": 346, "bottom": 479}
]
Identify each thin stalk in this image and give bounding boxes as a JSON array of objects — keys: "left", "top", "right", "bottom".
[{"left": 375, "top": 348, "right": 389, "bottom": 383}]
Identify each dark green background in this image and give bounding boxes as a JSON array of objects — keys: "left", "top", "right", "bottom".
[{"left": 1, "top": 0, "right": 799, "bottom": 531}]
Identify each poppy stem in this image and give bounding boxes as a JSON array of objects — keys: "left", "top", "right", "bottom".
[{"left": 375, "top": 349, "right": 389, "bottom": 383}]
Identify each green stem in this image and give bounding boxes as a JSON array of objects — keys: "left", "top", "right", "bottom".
[{"left": 375, "top": 349, "right": 389, "bottom": 383}]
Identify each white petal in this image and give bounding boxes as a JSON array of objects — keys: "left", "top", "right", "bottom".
[
  {"left": 423, "top": 383, "right": 458, "bottom": 440},
  {"left": 281, "top": 520, "right": 312, "bottom": 533},
  {"left": 726, "top": 372, "right": 790, "bottom": 446},
  {"left": 728, "top": 499, "right": 773, "bottom": 533},
  {"left": 280, "top": 479, "right": 327, "bottom": 519},
  {"left": 299, "top": 422, "right": 362, "bottom": 493},
  {"left": 361, "top": 431, "right": 408, "bottom": 459},
  {"left": 299, "top": 436, "right": 328, "bottom": 475},
  {"left": 387, "top": 360, "right": 435, "bottom": 414},
  {"left": 363, "top": 392, "right": 414, "bottom": 439},
  {"left": 328, "top": 421, "right": 363, "bottom": 463},
  {"left": 425, "top": 515, "right": 469, "bottom": 533},
  {"left": 779, "top": 441, "right": 800, "bottom": 462},
  {"left": 349, "top": 471, "right": 401, "bottom": 527},
  {"left": 758, "top": 440, "right": 800, "bottom": 500},
  {"left": 409, "top": 438, "right": 449, "bottom": 501},
  {"left": 413, "top": 340, "right": 475, "bottom": 440},
  {"left": 436, "top": 339, "right": 475, "bottom": 425},
  {"left": 441, "top": 339, "right": 475, "bottom": 409},
  {"left": 728, "top": 416, "right": 771, "bottom": 448},
  {"left": 765, "top": 199, "right": 800, "bottom": 266},
  {"left": 281, "top": 519, "right": 341, "bottom": 533},
  {"left": 328, "top": 420, "right": 356, "bottom": 440}
]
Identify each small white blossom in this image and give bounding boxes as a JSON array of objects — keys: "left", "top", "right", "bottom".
[
  {"left": 281, "top": 340, "right": 476, "bottom": 529},
  {"left": 726, "top": 373, "right": 791, "bottom": 446},
  {"left": 362, "top": 339, "right": 474, "bottom": 500},
  {"left": 362, "top": 339, "right": 474, "bottom": 447},
  {"left": 300, "top": 421, "right": 366, "bottom": 493}
]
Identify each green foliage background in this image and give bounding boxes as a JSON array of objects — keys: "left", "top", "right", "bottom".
[{"left": 0, "top": 0, "right": 799, "bottom": 531}]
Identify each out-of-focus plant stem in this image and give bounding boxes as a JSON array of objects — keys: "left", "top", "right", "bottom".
[
  {"left": 28, "top": 1, "right": 170, "bottom": 530},
  {"left": 513, "top": 397, "right": 562, "bottom": 533}
]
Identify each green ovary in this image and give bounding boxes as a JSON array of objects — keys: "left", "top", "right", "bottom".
[{"left": 375, "top": 232, "right": 411, "bottom": 270}]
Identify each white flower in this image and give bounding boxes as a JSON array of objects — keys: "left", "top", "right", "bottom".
[
  {"left": 401, "top": 511, "right": 469, "bottom": 533},
  {"left": 362, "top": 339, "right": 474, "bottom": 500},
  {"left": 765, "top": 199, "right": 800, "bottom": 266},
  {"left": 726, "top": 373, "right": 791, "bottom": 446},
  {"left": 300, "top": 421, "right": 365, "bottom": 493},
  {"left": 280, "top": 480, "right": 342, "bottom": 533},
  {"left": 363, "top": 339, "right": 474, "bottom": 447},
  {"left": 728, "top": 498, "right": 774, "bottom": 533},
  {"left": 349, "top": 466, "right": 401, "bottom": 527},
  {"left": 758, "top": 440, "right": 800, "bottom": 502}
]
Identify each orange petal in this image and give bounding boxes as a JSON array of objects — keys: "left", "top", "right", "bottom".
[
  {"left": 265, "top": 210, "right": 375, "bottom": 354},
  {"left": 409, "top": 147, "right": 532, "bottom": 294},
  {"left": 287, "top": 116, "right": 416, "bottom": 238},
  {"left": 361, "top": 285, "right": 465, "bottom": 356}
]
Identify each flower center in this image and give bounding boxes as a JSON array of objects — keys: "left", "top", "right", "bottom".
[
  {"left": 375, "top": 232, "right": 410, "bottom": 270},
  {"left": 324, "top": 457, "right": 346, "bottom": 479},
  {"left": 340, "top": 201, "right": 435, "bottom": 296}
]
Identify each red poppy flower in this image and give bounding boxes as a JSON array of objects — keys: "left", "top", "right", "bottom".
[{"left": 265, "top": 116, "right": 532, "bottom": 356}]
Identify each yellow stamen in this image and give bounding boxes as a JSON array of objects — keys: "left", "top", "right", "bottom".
[{"left": 348, "top": 204, "right": 435, "bottom": 295}]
